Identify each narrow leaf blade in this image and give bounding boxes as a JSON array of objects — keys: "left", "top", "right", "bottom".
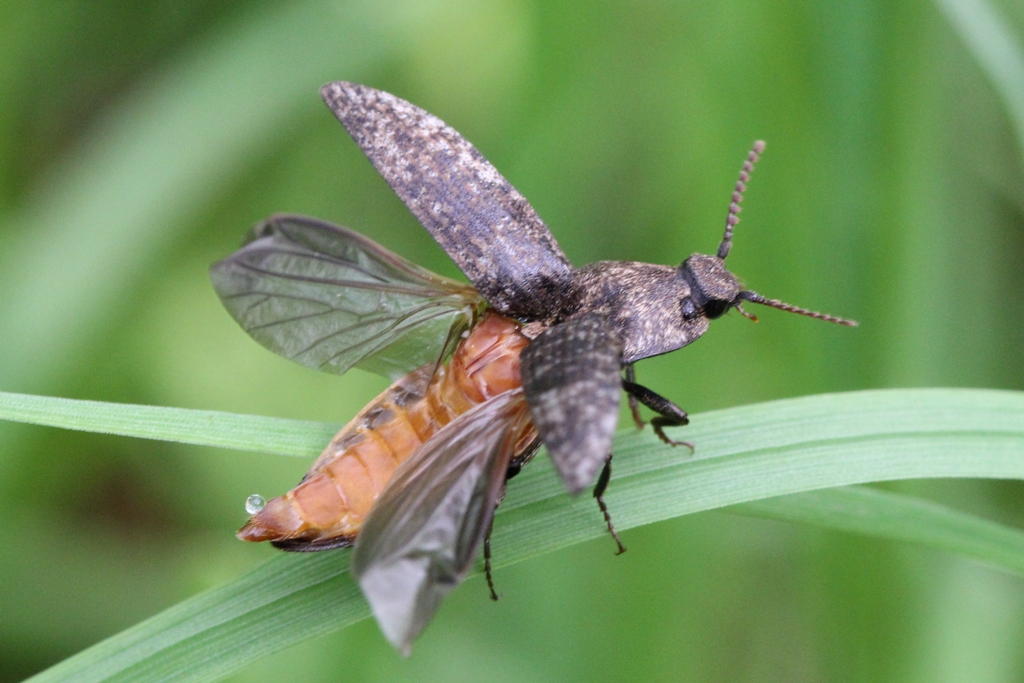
[
  {"left": 0, "top": 390, "right": 337, "bottom": 457},
  {"left": 13, "top": 387, "right": 1024, "bottom": 683}
]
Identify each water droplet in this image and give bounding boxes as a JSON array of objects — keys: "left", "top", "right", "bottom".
[{"left": 245, "top": 494, "right": 266, "bottom": 515}]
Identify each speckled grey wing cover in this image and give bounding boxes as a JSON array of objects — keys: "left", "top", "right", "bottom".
[
  {"left": 210, "top": 214, "right": 483, "bottom": 381},
  {"left": 520, "top": 314, "right": 623, "bottom": 494},
  {"left": 321, "top": 81, "right": 573, "bottom": 321},
  {"left": 352, "top": 389, "right": 534, "bottom": 655}
]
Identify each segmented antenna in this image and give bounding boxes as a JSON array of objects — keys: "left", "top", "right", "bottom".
[
  {"left": 739, "top": 291, "right": 858, "bottom": 326},
  {"left": 717, "top": 140, "right": 766, "bottom": 260}
]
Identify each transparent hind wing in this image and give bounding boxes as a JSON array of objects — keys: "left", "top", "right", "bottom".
[
  {"left": 352, "top": 389, "right": 535, "bottom": 654},
  {"left": 210, "top": 214, "right": 484, "bottom": 380}
]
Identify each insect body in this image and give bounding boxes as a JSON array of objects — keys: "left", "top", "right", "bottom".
[
  {"left": 236, "top": 306, "right": 535, "bottom": 550},
  {"left": 212, "top": 82, "right": 856, "bottom": 654}
]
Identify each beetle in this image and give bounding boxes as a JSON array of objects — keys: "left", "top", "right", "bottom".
[{"left": 211, "top": 82, "right": 856, "bottom": 654}]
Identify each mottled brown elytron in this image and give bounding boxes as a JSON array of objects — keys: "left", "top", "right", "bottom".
[
  {"left": 237, "top": 312, "right": 534, "bottom": 549},
  {"left": 212, "top": 82, "right": 855, "bottom": 654}
]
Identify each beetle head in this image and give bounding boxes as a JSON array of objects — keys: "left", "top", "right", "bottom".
[
  {"left": 680, "top": 253, "right": 740, "bottom": 322},
  {"left": 680, "top": 141, "right": 857, "bottom": 328}
]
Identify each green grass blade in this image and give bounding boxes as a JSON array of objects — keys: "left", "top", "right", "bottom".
[
  {"left": 0, "top": 390, "right": 337, "bottom": 457},
  {"left": 17, "top": 387, "right": 1024, "bottom": 682},
  {"left": 737, "top": 487, "right": 1024, "bottom": 574},
  {"left": 488, "top": 388, "right": 1024, "bottom": 559},
  {"left": 27, "top": 553, "right": 365, "bottom": 683},
  {"left": 936, "top": 0, "right": 1024, "bottom": 158}
]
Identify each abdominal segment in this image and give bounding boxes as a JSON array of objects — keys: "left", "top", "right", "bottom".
[{"left": 236, "top": 311, "right": 531, "bottom": 550}]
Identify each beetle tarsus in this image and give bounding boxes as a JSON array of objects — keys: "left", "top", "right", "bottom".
[
  {"left": 622, "top": 380, "right": 694, "bottom": 453},
  {"left": 484, "top": 522, "right": 500, "bottom": 601},
  {"left": 652, "top": 419, "right": 695, "bottom": 451},
  {"left": 593, "top": 455, "right": 626, "bottom": 555}
]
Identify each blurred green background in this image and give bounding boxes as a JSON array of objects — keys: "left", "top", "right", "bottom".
[{"left": 1, "top": 0, "right": 1023, "bottom": 681}]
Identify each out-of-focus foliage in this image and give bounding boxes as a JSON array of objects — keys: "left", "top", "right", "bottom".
[{"left": 0, "top": 1, "right": 1022, "bottom": 681}]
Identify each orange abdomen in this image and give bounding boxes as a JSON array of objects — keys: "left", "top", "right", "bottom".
[{"left": 237, "top": 312, "right": 530, "bottom": 549}]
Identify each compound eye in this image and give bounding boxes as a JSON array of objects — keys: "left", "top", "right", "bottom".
[
  {"left": 681, "top": 298, "right": 700, "bottom": 322},
  {"left": 703, "top": 299, "right": 730, "bottom": 320}
]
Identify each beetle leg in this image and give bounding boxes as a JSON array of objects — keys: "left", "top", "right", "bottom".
[
  {"left": 593, "top": 455, "right": 626, "bottom": 555},
  {"left": 484, "top": 516, "right": 500, "bottom": 601},
  {"left": 624, "top": 364, "right": 645, "bottom": 430},
  {"left": 621, "top": 381, "right": 694, "bottom": 452}
]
